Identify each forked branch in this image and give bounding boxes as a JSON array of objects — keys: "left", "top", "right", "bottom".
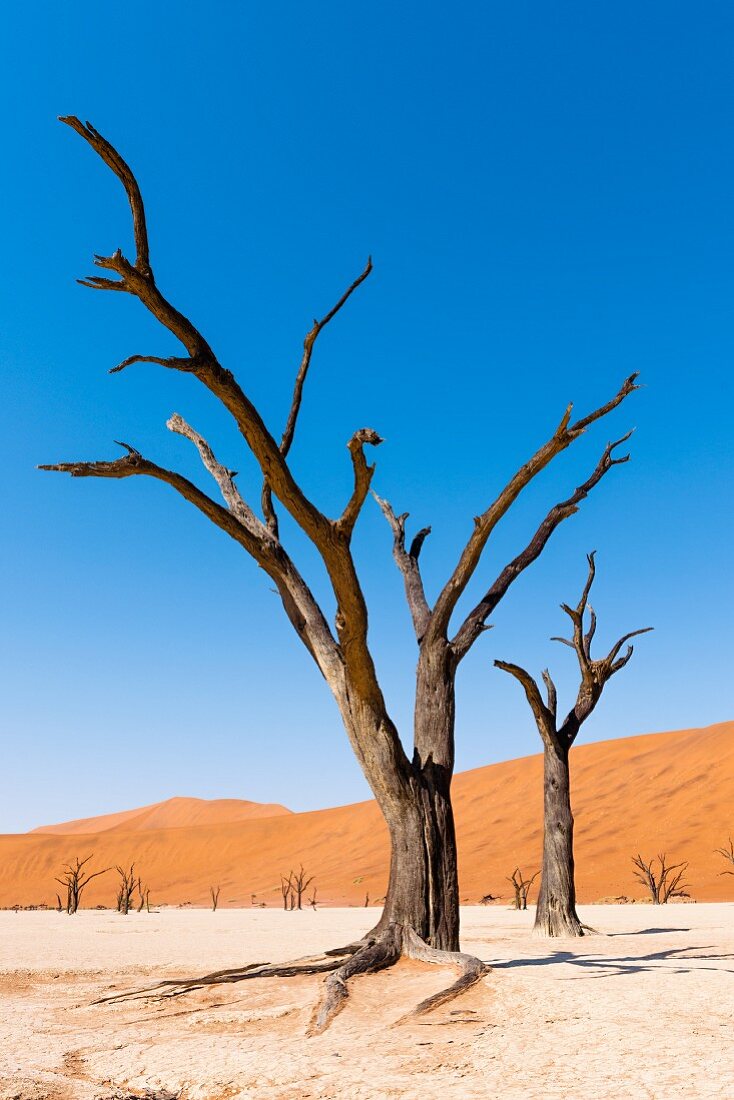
[
  {"left": 496, "top": 555, "right": 652, "bottom": 747},
  {"left": 372, "top": 492, "right": 432, "bottom": 640},
  {"left": 427, "top": 375, "right": 639, "bottom": 646}
]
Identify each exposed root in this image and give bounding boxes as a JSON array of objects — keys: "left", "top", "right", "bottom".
[
  {"left": 308, "top": 927, "right": 402, "bottom": 1035},
  {"left": 395, "top": 925, "right": 490, "bottom": 1023},
  {"left": 90, "top": 922, "right": 490, "bottom": 1035},
  {"left": 91, "top": 950, "right": 355, "bottom": 1006}
]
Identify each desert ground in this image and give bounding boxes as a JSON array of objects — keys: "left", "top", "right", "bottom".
[
  {"left": 1, "top": 904, "right": 733, "bottom": 1100},
  {"left": 2, "top": 723, "right": 733, "bottom": 910}
]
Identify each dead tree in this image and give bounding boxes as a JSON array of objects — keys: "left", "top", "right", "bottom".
[
  {"left": 308, "top": 887, "right": 319, "bottom": 910},
  {"left": 506, "top": 868, "right": 539, "bottom": 910},
  {"left": 137, "top": 882, "right": 151, "bottom": 913},
  {"left": 55, "top": 892, "right": 63, "bottom": 913},
  {"left": 292, "top": 866, "right": 314, "bottom": 911},
  {"left": 210, "top": 885, "right": 221, "bottom": 911},
  {"left": 41, "top": 116, "right": 639, "bottom": 1030},
  {"left": 55, "top": 855, "right": 110, "bottom": 914},
  {"left": 497, "top": 555, "right": 651, "bottom": 936},
  {"left": 280, "top": 873, "right": 294, "bottom": 911},
  {"left": 632, "top": 854, "right": 690, "bottom": 904},
  {"left": 115, "top": 864, "right": 139, "bottom": 915},
  {"left": 715, "top": 838, "right": 734, "bottom": 876}
]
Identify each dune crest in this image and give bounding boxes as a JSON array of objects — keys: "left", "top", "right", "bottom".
[{"left": 3, "top": 721, "right": 733, "bottom": 909}]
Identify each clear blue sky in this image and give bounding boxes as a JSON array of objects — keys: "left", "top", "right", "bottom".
[{"left": 1, "top": 2, "right": 732, "bottom": 832}]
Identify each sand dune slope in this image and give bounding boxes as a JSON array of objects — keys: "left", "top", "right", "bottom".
[{"left": 1, "top": 721, "right": 732, "bottom": 908}]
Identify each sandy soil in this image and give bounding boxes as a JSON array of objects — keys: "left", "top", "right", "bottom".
[
  {"left": 2, "top": 722, "right": 733, "bottom": 910},
  {"left": 1, "top": 904, "right": 732, "bottom": 1100}
]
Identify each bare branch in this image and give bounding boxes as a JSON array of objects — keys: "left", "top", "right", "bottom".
[
  {"left": 494, "top": 660, "right": 555, "bottom": 745},
  {"left": 40, "top": 439, "right": 342, "bottom": 681},
  {"left": 261, "top": 258, "right": 373, "bottom": 533},
  {"left": 110, "top": 354, "right": 199, "bottom": 375},
  {"left": 166, "top": 413, "right": 264, "bottom": 536},
  {"left": 337, "top": 428, "right": 384, "bottom": 536},
  {"left": 372, "top": 491, "right": 432, "bottom": 640},
  {"left": 429, "top": 375, "right": 638, "bottom": 645},
  {"left": 60, "top": 117, "right": 151, "bottom": 277},
  {"left": 451, "top": 433, "right": 633, "bottom": 660},
  {"left": 541, "top": 669, "right": 557, "bottom": 719}
]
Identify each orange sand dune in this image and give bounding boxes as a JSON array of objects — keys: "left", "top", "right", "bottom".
[
  {"left": 1, "top": 722, "right": 732, "bottom": 909},
  {"left": 30, "top": 795, "right": 292, "bottom": 836}
]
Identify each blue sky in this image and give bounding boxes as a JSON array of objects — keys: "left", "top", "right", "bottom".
[{"left": 1, "top": 2, "right": 732, "bottom": 832}]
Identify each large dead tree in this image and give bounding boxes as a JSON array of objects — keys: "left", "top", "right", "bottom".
[
  {"left": 715, "top": 838, "right": 734, "bottom": 876},
  {"left": 496, "top": 554, "right": 651, "bottom": 937},
  {"left": 42, "top": 117, "right": 639, "bottom": 1029}
]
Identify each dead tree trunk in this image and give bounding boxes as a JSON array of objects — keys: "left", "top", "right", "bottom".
[
  {"left": 497, "top": 554, "right": 651, "bottom": 937},
  {"left": 536, "top": 741, "right": 582, "bottom": 934},
  {"left": 210, "top": 885, "right": 221, "bottom": 911},
  {"left": 507, "top": 868, "right": 538, "bottom": 910},
  {"left": 41, "top": 116, "right": 640, "bottom": 1028}
]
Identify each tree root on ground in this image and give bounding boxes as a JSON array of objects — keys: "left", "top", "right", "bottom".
[{"left": 91, "top": 922, "right": 490, "bottom": 1034}]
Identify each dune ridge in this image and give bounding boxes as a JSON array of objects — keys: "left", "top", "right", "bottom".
[{"left": 2, "top": 721, "right": 732, "bottom": 908}]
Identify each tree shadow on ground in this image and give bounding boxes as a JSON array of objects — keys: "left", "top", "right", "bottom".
[
  {"left": 605, "top": 927, "right": 691, "bottom": 936},
  {"left": 486, "top": 945, "right": 734, "bottom": 979}
]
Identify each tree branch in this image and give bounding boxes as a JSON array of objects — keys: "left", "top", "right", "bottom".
[
  {"left": 372, "top": 491, "right": 432, "bottom": 640},
  {"left": 451, "top": 432, "right": 633, "bottom": 660},
  {"left": 428, "top": 376, "right": 638, "bottom": 646},
  {"left": 261, "top": 259, "right": 373, "bottom": 535},
  {"left": 40, "top": 440, "right": 343, "bottom": 681},
  {"left": 337, "top": 428, "right": 384, "bottom": 536},
  {"left": 60, "top": 117, "right": 152, "bottom": 277},
  {"left": 494, "top": 660, "right": 556, "bottom": 746}
]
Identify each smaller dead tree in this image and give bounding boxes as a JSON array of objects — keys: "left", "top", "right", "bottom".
[
  {"left": 55, "top": 855, "right": 110, "bottom": 914},
  {"left": 115, "top": 864, "right": 139, "bottom": 915},
  {"left": 480, "top": 892, "right": 501, "bottom": 905},
  {"left": 55, "top": 892, "right": 64, "bottom": 913},
  {"left": 292, "top": 865, "right": 315, "bottom": 911},
  {"left": 715, "top": 838, "right": 734, "bottom": 876},
  {"left": 280, "top": 873, "right": 294, "bottom": 911},
  {"left": 137, "top": 882, "right": 152, "bottom": 913},
  {"left": 308, "top": 887, "right": 318, "bottom": 910},
  {"left": 496, "top": 553, "right": 651, "bottom": 937},
  {"left": 632, "top": 854, "right": 690, "bottom": 904},
  {"left": 507, "top": 868, "right": 539, "bottom": 910},
  {"left": 210, "top": 885, "right": 221, "bottom": 911}
]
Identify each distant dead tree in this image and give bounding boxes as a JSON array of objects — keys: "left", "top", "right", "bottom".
[
  {"left": 55, "top": 855, "right": 110, "bottom": 914},
  {"left": 42, "top": 114, "right": 639, "bottom": 1030},
  {"left": 292, "top": 866, "right": 314, "bottom": 911},
  {"left": 55, "top": 892, "right": 63, "bottom": 913},
  {"left": 115, "top": 864, "right": 139, "bottom": 915},
  {"left": 210, "top": 885, "right": 221, "bottom": 911},
  {"left": 715, "top": 838, "right": 734, "bottom": 876},
  {"left": 137, "top": 882, "right": 151, "bottom": 913},
  {"left": 480, "top": 892, "right": 501, "bottom": 905},
  {"left": 507, "top": 868, "right": 539, "bottom": 911},
  {"left": 250, "top": 893, "right": 266, "bottom": 908},
  {"left": 280, "top": 873, "right": 294, "bottom": 911},
  {"left": 364, "top": 892, "right": 370, "bottom": 907},
  {"left": 308, "top": 887, "right": 319, "bottom": 911},
  {"left": 497, "top": 554, "right": 651, "bottom": 937},
  {"left": 632, "top": 854, "right": 690, "bottom": 904}
]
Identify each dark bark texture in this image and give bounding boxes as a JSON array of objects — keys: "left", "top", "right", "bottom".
[{"left": 535, "top": 741, "right": 584, "bottom": 936}]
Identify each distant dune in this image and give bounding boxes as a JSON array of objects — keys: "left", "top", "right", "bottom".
[
  {"left": 30, "top": 795, "right": 292, "bottom": 836},
  {"left": 1, "top": 722, "right": 732, "bottom": 909}
]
